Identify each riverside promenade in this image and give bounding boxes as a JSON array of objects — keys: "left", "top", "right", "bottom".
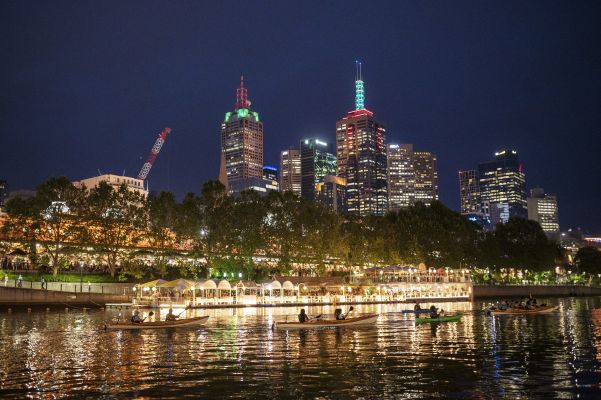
[
  {"left": 0, "top": 286, "right": 131, "bottom": 307},
  {"left": 473, "top": 284, "right": 601, "bottom": 298}
]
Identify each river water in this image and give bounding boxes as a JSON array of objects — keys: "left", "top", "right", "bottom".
[{"left": 0, "top": 297, "right": 600, "bottom": 399}]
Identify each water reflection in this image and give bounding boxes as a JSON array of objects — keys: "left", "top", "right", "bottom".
[{"left": 0, "top": 298, "right": 599, "bottom": 398}]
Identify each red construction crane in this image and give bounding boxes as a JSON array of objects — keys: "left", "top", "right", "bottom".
[{"left": 137, "top": 127, "right": 171, "bottom": 180}]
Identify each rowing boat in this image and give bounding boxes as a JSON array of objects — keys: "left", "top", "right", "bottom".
[
  {"left": 106, "top": 316, "right": 209, "bottom": 330},
  {"left": 415, "top": 315, "right": 462, "bottom": 324},
  {"left": 402, "top": 309, "right": 432, "bottom": 314},
  {"left": 489, "top": 305, "right": 558, "bottom": 316},
  {"left": 274, "top": 314, "right": 378, "bottom": 329}
]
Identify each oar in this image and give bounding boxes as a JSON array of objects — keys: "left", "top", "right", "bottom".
[
  {"left": 344, "top": 306, "right": 354, "bottom": 319},
  {"left": 142, "top": 311, "right": 154, "bottom": 322},
  {"left": 176, "top": 306, "right": 190, "bottom": 318}
]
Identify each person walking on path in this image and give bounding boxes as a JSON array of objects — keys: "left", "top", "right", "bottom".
[
  {"left": 17, "top": 274, "right": 23, "bottom": 288},
  {"left": 3, "top": 275, "right": 8, "bottom": 287},
  {"left": 40, "top": 277, "right": 46, "bottom": 290}
]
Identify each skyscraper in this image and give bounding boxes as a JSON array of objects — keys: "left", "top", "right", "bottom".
[
  {"left": 316, "top": 175, "right": 347, "bottom": 213},
  {"left": 0, "top": 180, "right": 8, "bottom": 209},
  {"left": 478, "top": 149, "right": 527, "bottom": 223},
  {"left": 528, "top": 187, "right": 559, "bottom": 237},
  {"left": 262, "top": 165, "right": 278, "bottom": 182},
  {"left": 220, "top": 76, "right": 263, "bottom": 194},
  {"left": 300, "top": 138, "right": 337, "bottom": 202},
  {"left": 335, "top": 62, "right": 388, "bottom": 216},
  {"left": 279, "top": 147, "right": 301, "bottom": 196},
  {"left": 387, "top": 144, "right": 415, "bottom": 211},
  {"left": 458, "top": 170, "right": 480, "bottom": 214},
  {"left": 413, "top": 151, "right": 438, "bottom": 205}
]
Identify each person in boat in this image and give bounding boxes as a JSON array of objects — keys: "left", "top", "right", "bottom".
[
  {"left": 429, "top": 305, "right": 439, "bottom": 319},
  {"left": 335, "top": 308, "right": 345, "bottom": 320},
  {"left": 298, "top": 309, "right": 309, "bottom": 323},
  {"left": 414, "top": 301, "right": 422, "bottom": 311},
  {"left": 131, "top": 309, "right": 143, "bottom": 324},
  {"left": 165, "top": 308, "right": 178, "bottom": 322}
]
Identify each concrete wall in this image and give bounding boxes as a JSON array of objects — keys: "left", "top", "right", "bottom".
[
  {"left": 0, "top": 287, "right": 131, "bottom": 306},
  {"left": 2, "top": 279, "right": 133, "bottom": 295},
  {"left": 474, "top": 285, "right": 601, "bottom": 298}
]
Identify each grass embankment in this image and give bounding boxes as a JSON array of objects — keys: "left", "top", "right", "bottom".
[{"left": 0, "top": 271, "right": 124, "bottom": 283}]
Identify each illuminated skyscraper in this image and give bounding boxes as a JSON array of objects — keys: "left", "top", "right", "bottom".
[
  {"left": 279, "top": 147, "right": 301, "bottom": 196},
  {"left": 336, "top": 62, "right": 388, "bottom": 216},
  {"left": 387, "top": 144, "right": 415, "bottom": 210},
  {"left": 263, "top": 165, "right": 278, "bottom": 182},
  {"left": 301, "top": 138, "right": 337, "bottom": 202},
  {"left": 528, "top": 187, "right": 559, "bottom": 237},
  {"left": 413, "top": 151, "right": 438, "bottom": 205},
  {"left": 220, "top": 76, "right": 263, "bottom": 194},
  {"left": 478, "top": 149, "right": 527, "bottom": 223},
  {"left": 316, "top": 175, "right": 347, "bottom": 213},
  {"left": 0, "top": 180, "right": 8, "bottom": 209},
  {"left": 458, "top": 170, "right": 480, "bottom": 214}
]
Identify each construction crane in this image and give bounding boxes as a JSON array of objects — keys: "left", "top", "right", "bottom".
[{"left": 137, "top": 127, "right": 171, "bottom": 180}]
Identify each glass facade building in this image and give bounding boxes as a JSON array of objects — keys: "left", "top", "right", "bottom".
[
  {"left": 336, "top": 64, "right": 388, "bottom": 217},
  {"left": 527, "top": 187, "right": 559, "bottom": 237},
  {"left": 413, "top": 151, "right": 438, "bottom": 205},
  {"left": 478, "top": 149, "right": 527, "bottom": 223},
  {"left": 459, "top": 169, "right": 481, "bottom": 214},
  {"left": 387, "top": 144, "right": 415, "bottom": 210},
  {"left": 220, "top": 76, "right": 263, "bottom": 195},
  {"left": 279, "top": 147, "right": 301, "bottom": 196},
  {"left": 300, "top": 138, "right": 337, "bottom": 202}
]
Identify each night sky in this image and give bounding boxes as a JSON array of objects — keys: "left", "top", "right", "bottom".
[{"left": 1, "top": 1, "right": 600, "bottom": 231}]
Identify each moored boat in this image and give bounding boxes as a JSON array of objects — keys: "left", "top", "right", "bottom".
[
  {"left": 106, "top": 316, "right": 209, "bottom": 330},
  {"left": 415, "top": 315, "right": 462, "bottom": 324},
  {"left": 490, "top": 305, "right": 558, "bottom": 316},
  {"left": 274, "top": 314, "right": 378, "bottom": 329}
]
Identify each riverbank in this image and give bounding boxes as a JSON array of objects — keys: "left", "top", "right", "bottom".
[
  {"left": 473, "top": 284, "right": 601, "bottom": 298},
  {"left": 0, "top": 287, "right": 131, "bottom": 307}
]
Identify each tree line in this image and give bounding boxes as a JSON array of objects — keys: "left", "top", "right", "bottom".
[{"left": 1, "top": 177, "right": 565, "bottom": 280}]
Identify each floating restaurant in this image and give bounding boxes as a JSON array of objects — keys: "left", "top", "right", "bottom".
[{"left": 131, "top": 266, "right": 473, "bottom": 308}]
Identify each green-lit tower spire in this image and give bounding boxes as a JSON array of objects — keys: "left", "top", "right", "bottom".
[{"left": 355, "top": 60, "right": 365, "bottom": 110}]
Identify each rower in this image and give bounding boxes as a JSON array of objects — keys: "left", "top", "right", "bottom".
[
  {"left": 131, "top": 309, "right": 143, "bottom": 323},
  {"left": 414, "top": 301, "right": 422, "bottom": 311},
  {"left": 429, "top": 305, "right": 439, "bottom": 319},
  {"left": 335, "top": 308, "right": 345, "bottom": 320},
  {"left": 165, "top": 308, "right": 178, "bottom": 322},
  {"left": 298, "top": 309, "right": 309, "bottom": 323}
]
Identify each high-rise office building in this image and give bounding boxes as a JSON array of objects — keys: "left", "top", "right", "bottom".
[
  {"left": 387, "top": 144, "right": 415, "bottom": 211},
  {"left": 413, "top": 151, "right": 438, "bottom": 205},
  {"left": 527, "top": 187, "right": 559, "bottom": 237},
  {"left": 478, "top": 149, "right": 527, "bottom": 223},
  {"left": 335, "top": 62, "right": 388, "bottom": 216},
  {"left": 458, "top": 170, "right": 480, "bottom": 214},
  {"left": 279, "top": 147, "right": 301, "bottom": 196},
  {"left": 300, "top": 138, "right": 337, "bottom": 202},
  {"left": 220, "top": 76, "right": 263, "bottom": 195},
  {"left": 0, "top": 180, "right": 8, "bottom": 209},
  {"left": 263, "top": 165, "right": 278, "bottom": 182},
  {"left": 316, "top": 175, "right": 347, "bottom": 213}
]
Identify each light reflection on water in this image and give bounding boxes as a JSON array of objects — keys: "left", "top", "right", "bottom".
[{"left": 0, "top": 298, "right": 599, "bottom": 398}]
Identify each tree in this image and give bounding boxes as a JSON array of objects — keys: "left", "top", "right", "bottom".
[
  {"left": 575, "top": 247, "right": 601, "bottom": 275},
  {"left": 83, "top": 182, "right": 146, "bottom": 277},
  {"left": 3, "top": 177, "right": 84, "bottom": 275},
  {"left": 482, "top": 217, "right": 560, "bottom": 272}
]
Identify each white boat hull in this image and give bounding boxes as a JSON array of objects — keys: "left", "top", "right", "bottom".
[
  {"left": 275, "top": 314, "right": 378, "bottom": 329},
  {"left": 491, "top": 305, "right": 559, "bottom": 316},
  {"left": 107, "top": 316, "right": 209, "bottom": 330}
]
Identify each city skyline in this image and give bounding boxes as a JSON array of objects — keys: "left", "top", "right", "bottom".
[{"left": 1, "top": 1, "right": 600, "bottom": 230}]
